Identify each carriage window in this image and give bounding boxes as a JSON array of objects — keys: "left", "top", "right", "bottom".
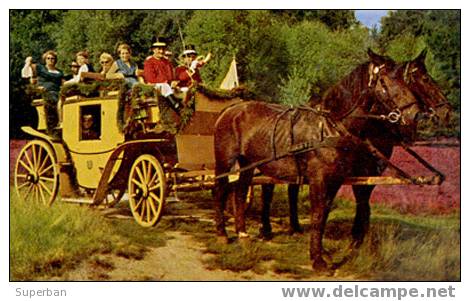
[{"left": 80, "top": 105, "right": 101, "bottom": 140}]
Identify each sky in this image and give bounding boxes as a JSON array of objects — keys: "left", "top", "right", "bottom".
[{"left": 355, "top": 10, "right": 389, "bottom": 29}]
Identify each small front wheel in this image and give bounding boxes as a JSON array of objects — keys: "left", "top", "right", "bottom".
[{"left": 128, "top": 154, "right": 166, "bottom": 227}]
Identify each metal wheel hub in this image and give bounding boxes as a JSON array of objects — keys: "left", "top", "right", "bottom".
[
  {"left": 141, "top": 184, "right": 149, "bottom": 198},
  {"left": 27, "top": 172, "right": 39, "bottom": 184}
]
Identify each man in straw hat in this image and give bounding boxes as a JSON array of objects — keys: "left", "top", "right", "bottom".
[{"left": 143, "top": 37, "right": 181, "bottom": 112}]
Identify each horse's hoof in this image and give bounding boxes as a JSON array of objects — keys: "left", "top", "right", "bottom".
[
  {"left": 312, "top": 258, "right": 329, "bottom": 272},
  {"left": 238, "top": 232, "right": 250, "bottom": 239},
  {"left": 258, "top": 228, "right": 273, "bottom": 241},
  {"left": 288, "top": 226, "right": 304, "bottom": 236},
  {"left": 348, "top": 240, "right": 363, "bottom": 252}
]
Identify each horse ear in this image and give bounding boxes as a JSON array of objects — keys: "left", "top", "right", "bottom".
[
  {"left": 415, "top": 48, "right": 427, "bottom": 64},
  {"left": 367, "top": 48, "right": 389, "bottom": 65}
]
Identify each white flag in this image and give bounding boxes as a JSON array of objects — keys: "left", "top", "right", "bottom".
[{"left": 219, "top": 57, "right": 239, "bottom": 90}]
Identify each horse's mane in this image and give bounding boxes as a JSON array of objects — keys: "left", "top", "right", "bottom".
[
  {"left": 317, "top": 62, "right": 371, "bottom": 119},
  {"left": 194, "top": 84, "right": 257, "bottom": 101}
]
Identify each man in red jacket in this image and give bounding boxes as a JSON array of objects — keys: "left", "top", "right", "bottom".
[
  {"left": 143, "top": 37, "right": 181, "bottom": 112},
  {"left": 175, "top": 45, "right": 211, "bottom": 92}
]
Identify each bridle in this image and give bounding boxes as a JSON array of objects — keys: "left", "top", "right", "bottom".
[
  {"left": 332, "top": 63, "right": 420, "bottom": 125},
  {"left": 402, "top": 62, "right": 451, "bottom": 119}
]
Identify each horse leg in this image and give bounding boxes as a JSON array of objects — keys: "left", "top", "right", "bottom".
[
  {"left": 350, "top": 185, "right": 374, "bottom": 248},
  {"left": 260, "top": 184, "right": 274, "bottom": 239},
  {"left": 288, "top": 184, "right": 303, "bottom": 234},
  {"left": 214, "top": 177, "right": 230, "bottom": 239},
  {"left": 233, "top": 165, "right": 254, "bottom": 239},
  {"left": 308, "top": 182, "right": 329, "bottom": 271},
  {"left": 214, "top": 154, "right": 238, "bottom": 240}
]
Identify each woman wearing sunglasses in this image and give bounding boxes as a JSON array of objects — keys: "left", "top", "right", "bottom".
[
  {"left": 99, "top": 52, "right": 114, "bottom": 77},
  {"left": 21, "top": 50, "right": 64, "bottom": 129}
]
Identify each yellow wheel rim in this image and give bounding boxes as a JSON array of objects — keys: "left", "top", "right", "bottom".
[
  {"left": 128, "top": 155, "right": 166, "bottom": 227},
  {"left": 14, "top": 140, "right": 59, "bottom": 206}
]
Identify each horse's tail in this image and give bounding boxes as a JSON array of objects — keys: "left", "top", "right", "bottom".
[{"left": 214, "top": 103, "right": 246, "bottom": 177}]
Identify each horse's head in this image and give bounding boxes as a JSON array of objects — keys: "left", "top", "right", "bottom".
[
  {"left": 367, "top": 49, "right": 422, "bottom": 141},
  {"left": 400, "top": 49, "right": 453, "bottom": 126}
]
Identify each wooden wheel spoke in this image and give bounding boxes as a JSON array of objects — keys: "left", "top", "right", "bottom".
[
  {"left": 39, "top": 162, "right": 53, "bottom": 176},
  {"left": 37, "top": 154, "right": 50, "bottom": 174},
  {"left": 19, "top": 159, "right": 35, "bottom": 174},
  {"left": 19, "top": 182, "right": 33, "bottom": 195},
  {"left": 149, "top": 192, "right": 162, "bottom": 205},
  {"left": 39, "top": 176, "right": 55, "bottom": 182},
  {"left": 140, "top": 198, "right": 147, "bottom": 220},
  {"left": 38, "top": 180, "right": 53, "bottom": 197},
  {"left": 16, "top": 174, "right": 28, "bottom": 179},
  {"left": 148, "top": 182, "right": 161, "bottom": 192},
  {"left": 24, "top": 183, "right": 34, "bottom": 200},
  {"left": 148, "top": 194, "right": 160, "bottom": 215},
  {"left": 146, "top": 200, "right": 151, "bottom": 222},
  {"left": 146, "top": 163, "right": 153, "bottom": 184},
  {"left": 141, "top": 161, "right": 148, "bottom": 182},
  {"left": 31, "top": 145, "right": 37, "bottom": 168},
  {"left": 38, "top": 184, "right": 47, "bottom": 205},
  {"left": 134, "top": 197, "right": 145, "bottom": 211},
  {"left": 131, "top": 178, "right": 145, "bottom": 189},
  {"left": 17, "top": 181, "right": 30, "bottom": 191},
  {"left": 33, "top": 185, "right": 40, "bottom": 203},
  {"left": 23, "top": 150, "right": 34, "bottom": 171},
  {"left": 136, "top": 167, "right": 146, "bottom": 184},
  {"left": 37, "top": 145, "right": 43, "bottom": 170}
]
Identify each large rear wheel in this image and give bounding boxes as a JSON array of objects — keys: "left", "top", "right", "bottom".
[
  {"left": 14, "top": 140, "right": 59, "bottom": 206},
  {"left": 128, "top": 154, "right": 166, "bottom": 227}
]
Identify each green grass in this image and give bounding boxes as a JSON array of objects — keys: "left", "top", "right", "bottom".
[
  {"left": 176, "top": 188, "right": 460, "bottom": 280},
  {"left": 9, "top": 192, "right": 168, "bottom": 280},
  {"left": 10, "top": 185, "right": 460, "bottom": 281}
]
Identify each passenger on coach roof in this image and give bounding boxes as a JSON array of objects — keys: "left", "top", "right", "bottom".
[
  {"left": 175, "top": 44, "right": 211, "bottom": 92},
  {"left": 64, "top": 61, "right": 80, "bottom": 81},
  {"left": 21, "top": 51, "right": 64, "bottom": 94},
  {"left": 64, "top": 50, "right": 95, "bottom": 84},
  {"left": 106, "top": 43, "right": 140, "bottom": 87},
  {"left": 143, "top": 37, "right": 181, "bottom": 113},
  {"left": 21, "top": 50, "right": 64, "bottom": 129},
  {"left": 98, "top": 52, "right": 114, "bottom": 77}
]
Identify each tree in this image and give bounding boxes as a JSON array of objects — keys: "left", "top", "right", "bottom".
[
  {"left": 380, "top": 10, "right": 460, "bottom": 110},
  {"left": 10, "top": 10, "right": 64, "bottom": 137},
  {"left": 277, "top": 21, "right": 371, "bottom": 105},
  {"left": 271, "top": 10, "right": 359, "bottom": 31},
  {"left": 184, "top": 10, "right": 288, "bottom": 100},
  {"left": 378, "top": 10, "right": 426, "bottom": 49}
]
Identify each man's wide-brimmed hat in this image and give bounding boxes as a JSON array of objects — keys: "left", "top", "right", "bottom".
[
  {"left": 151, "top": 37, "right": 168, "bottom": 48},
  {"left": 182, "top": 44, "right": 197, "bottom": 56}
]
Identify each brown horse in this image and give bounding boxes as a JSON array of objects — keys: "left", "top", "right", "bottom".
[
  {"left": 399, "top": 49, "right": 453, "bottom": 124},
  {"left": 259, "top": 50, "right": 454, "bottom": 248},
  {"left": 213, "top": 51, "right": 422, "bottom": 271}
]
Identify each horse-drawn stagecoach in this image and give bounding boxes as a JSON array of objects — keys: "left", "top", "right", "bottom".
[
  {"left": 14, "top": 80, "right": 253, "bottom": 227},
  {"left": 14, "top": 49, "right": 451, "bottom": 270}
]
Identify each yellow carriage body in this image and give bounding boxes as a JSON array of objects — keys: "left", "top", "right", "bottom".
[{"left": 61, "top": 94, "right": 125, "bottom": 189}]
